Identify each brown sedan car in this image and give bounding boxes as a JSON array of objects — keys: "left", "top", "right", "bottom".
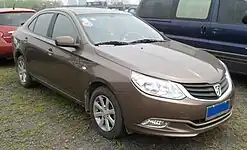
[{"left": 12, "top": 7, "right": 235, "bottom": 139}]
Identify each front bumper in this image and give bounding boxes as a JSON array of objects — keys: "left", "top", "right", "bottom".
[
  {"left": 116, "top": 81, "right": 235, "bottom": 137},
  {"left": 131, "top": 109, "right": 233, "bottom": 137}
]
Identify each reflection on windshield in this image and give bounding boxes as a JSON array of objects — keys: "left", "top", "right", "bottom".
[
  {"left": 0, "top": 12, "right": 34, "bottom": 26},
  {"left": 77, "top": 13, "right": 166, "bottom": 44}
]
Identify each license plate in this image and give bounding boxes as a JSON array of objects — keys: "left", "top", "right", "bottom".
[{"left": 206, "top": 100, "right": 230, "bottom": 120}]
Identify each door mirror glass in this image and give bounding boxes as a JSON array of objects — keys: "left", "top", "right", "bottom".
[
  {"left": 242, "top": 12, "right": 247, "bottom": 24},
  {"left": 55, "top": 36, "right": 80, "bottom": 48},
  {"left": 129, "top": 8, "right": 136, "bottom": 15}
]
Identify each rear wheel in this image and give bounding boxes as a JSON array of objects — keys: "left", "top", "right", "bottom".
[
  {"left": 90, "top": 87, "right": 126, "bottom": 139},
  {"left": 16, "top": 55, "right": 34, "bottom": 88}
]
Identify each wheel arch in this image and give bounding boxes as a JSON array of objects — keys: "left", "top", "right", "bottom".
[
  {"left": 84, "top": 78, "right": 119, "bottom": 114},
  {"left": 14, "top": 50, "right": 23, "bottom": 62}
]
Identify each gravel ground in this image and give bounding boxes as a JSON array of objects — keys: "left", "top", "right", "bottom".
[{"left": 0, "top": 59, "right": 246, "bottom": 150}]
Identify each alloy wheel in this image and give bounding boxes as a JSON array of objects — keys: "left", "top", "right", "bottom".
[
  {"left": 17, "top": 59, "right": 27, "bottom": 84},
  {"left": 93, "top": 95, "right": 116, "bottom": 132}
]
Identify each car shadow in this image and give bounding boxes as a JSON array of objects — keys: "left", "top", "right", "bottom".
[
  {"left": 119, "top": 126, "right": 227, "bottom": 149},
  {"left": 0, "top": 58, "right": 15, "bottom": 67}
]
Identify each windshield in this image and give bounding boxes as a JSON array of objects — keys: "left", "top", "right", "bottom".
[
  {"left": 0, "top": 12, "right": 35, "bottom": 26},
  {"left": 77, "top": 13, "right": 166, "bottom": 44}
]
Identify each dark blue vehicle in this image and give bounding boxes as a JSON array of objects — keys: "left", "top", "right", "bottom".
[{"left": 136, "top": 0, "right": 247, "bottom": 75}]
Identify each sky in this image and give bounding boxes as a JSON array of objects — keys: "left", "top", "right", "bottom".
[{"left": 61, "top": 0, "right": 140, "bottom": 5}]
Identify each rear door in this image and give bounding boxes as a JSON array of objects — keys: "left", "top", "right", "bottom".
[
  {"left": 167, "top": 0, "right": 214, "bottom": 49},
  {"left": 24, "top": 13, "right": 56, "bottom": 82},
  {"left": 206, "top": 0, "right": 247, "bottom": 73}
]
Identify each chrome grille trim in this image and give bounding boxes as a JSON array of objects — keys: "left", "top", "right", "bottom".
[
  {"left": 182, "top": 76, "right": 229, "bottom": 100},
  {"left": 176, "top": 71, "right": 233, "bottom": 102}
]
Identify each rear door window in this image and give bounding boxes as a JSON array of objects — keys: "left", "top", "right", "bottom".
[
  {"left": 218, "top": 0, "right": 247, "bottom": 24},
  {"left": 175, "top": 0, "right": 212, "bottom": 20},
  {"left": 138, "top": 0, "right": 173, "bottom": 19},
  {"left": 33, "top": 13, "right": 53, "bottom": 37},
  {"left": 0, "top": 12, "right": 35, "bottom": 26}
]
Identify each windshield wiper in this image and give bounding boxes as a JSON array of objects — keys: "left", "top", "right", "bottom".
[
  {"left": 95, "top": 41, "right": 129, "bottom": 46},
  {"left": 130, "top": 39, "right": 167, "bottom": 44}
]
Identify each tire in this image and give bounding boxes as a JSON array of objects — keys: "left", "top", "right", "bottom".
[
  {"left": 16, "top": 55, "right": 34, "bottom": 88},
  {"left": 90, "top": 86, "right": 126, "bottom": 139}
]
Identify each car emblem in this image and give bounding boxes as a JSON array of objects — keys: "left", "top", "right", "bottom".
[{"left": 213, "top": 84, "right": 222, "bottom": 97}]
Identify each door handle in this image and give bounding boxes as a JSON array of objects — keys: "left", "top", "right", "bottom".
[
  {"left": 23, "top": 37, "right": 28, "bottom": 43},
  {"left": 48, "top": 48, "right": 53, "bottom": 56},
  {"left": 200, "top": 26, "right": 206, "bottom": 35}
]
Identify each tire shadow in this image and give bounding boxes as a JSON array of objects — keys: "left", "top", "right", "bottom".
[
  {"left": 0, "top": 58, "right": 15, "bottom": 67},
  {"left": 231, "top": 73, "right": 247, "bottom": 85}
]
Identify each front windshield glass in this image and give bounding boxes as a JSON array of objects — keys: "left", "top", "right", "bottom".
[
  {"left": 77, "top": 13, "right": 166, "bottom": 44},
  {"left": 0, "top": 12, "right": 35, "bottom": 26}
]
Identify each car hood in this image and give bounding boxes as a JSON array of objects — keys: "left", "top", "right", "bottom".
[{"left": 95, "top": 40, "right": 225, "bottom": 84}]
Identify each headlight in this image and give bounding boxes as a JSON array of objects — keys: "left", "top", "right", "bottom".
[
  {"left": 131, "top": 71, "right": 185, "bottom": 100},
  {"left": 219, "top": 59, "right": 232, "bottom": 81}
]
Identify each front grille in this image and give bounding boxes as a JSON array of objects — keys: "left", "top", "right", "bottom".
[{"left": 182, "top": 76, "right": 229, "bottom": 100}]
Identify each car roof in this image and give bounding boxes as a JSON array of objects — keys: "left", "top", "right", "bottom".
[
  {"left": 44, "top": 7, "right": 129, "bottom": 15},
  {"left": 0, "top": 8, "right": 36, "bottom": 13}
]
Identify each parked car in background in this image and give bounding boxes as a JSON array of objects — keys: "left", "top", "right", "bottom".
[
  {"left": 13, "top": 7, "right": 234, "bottom": 139},
  {"left": 124, "top": 7, "right": 137, "bottom": 15},
  {"left": 137, "top": 0, "right": 247, "bottom": 75},
  {"left": 0, "top": 8, "right": 36, "bottom": 58}
]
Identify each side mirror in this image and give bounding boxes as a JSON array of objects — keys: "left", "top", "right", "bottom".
[
  {"left": 242, "top": 12, "right": 247, "bottom": 24},
  {"left": 55, "top": 36, "right": 80, "bottom": 48},
  {"left": 129, "top": 9, "right": 136, "bottom": 15},
  {"left": 20, "top": 22, "right": 25, "bottom": 26}
]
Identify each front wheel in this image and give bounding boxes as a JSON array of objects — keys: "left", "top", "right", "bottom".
[{"left": 90, "top": 87, "right": 126, "bottom": 139}]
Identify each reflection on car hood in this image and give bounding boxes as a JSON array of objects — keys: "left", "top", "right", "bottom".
[{"left": 95, "top": 40, "right": 225, "bottom": 84}]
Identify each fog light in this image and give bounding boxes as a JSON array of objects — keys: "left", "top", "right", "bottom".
[{"left": 141, "top": 118, "right": 170, "bottom": 129}]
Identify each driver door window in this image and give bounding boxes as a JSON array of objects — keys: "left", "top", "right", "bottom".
[{"left": 52, "top": 14, "right": 78, "bottom": 41}]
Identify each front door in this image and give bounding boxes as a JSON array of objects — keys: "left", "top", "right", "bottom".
[
  {"left": 166, "top": 0, "right": 214, "bottom": 49},
  {"left": 45, "top": 13, "right": 90, "bottom": 101}
]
